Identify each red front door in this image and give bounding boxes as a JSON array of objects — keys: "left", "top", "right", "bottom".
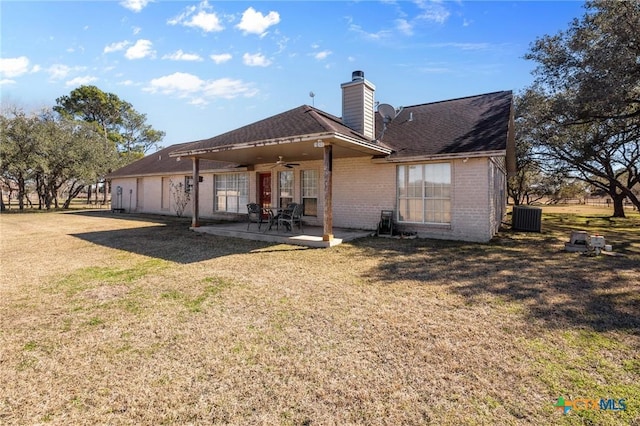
[{"left": 258, "top": 173, "right": 272, "bottom": 209}]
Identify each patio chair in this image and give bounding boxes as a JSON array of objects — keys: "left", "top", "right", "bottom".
[
  {"left": 377, "top": 210, "right": 394, "bottom": 236},
  {"left": 247, "top": 203, "right": 269, "bottom": 231},
  {"left": 277, "top": 202, "right": 303, "bottom": 233}
]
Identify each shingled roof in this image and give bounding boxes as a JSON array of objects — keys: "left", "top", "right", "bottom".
[
  {"left": 108, "top": 90, "right": 513, "bottom": 178},
  {"left": 171, "top": 90, "right": 512, "bottom": 159},
  {"left": 171, "top": 105, "right": 373, "bottom": 155},
  {"left": 106, "top": 143, "right": 235, "bottom": 179},
  {"left": 376, "top": 90, "right": 513, "bottom": 159}
]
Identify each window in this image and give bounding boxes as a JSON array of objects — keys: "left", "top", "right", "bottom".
[
  {"left": 397, "top": 163, "right": 451, "bottom": 224},
  {"left": 301, "top": 170, "right": 318, "bottom": 216},
  {"left": 278, "top": 170, "right": 294, "bottom": 208},
  {"left": 214, "top": 173, "right": 248, "bottom": 213},
  {"left": 184, "top": 176, "right": 193, "bottom": 193}
]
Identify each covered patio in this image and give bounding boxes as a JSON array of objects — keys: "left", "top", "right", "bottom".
[
  {"left": 191, "top": 222, "right": 373, "bottom": 248},
  {"left": 168, "top": 100, "right": 392, "bottom": 246}
]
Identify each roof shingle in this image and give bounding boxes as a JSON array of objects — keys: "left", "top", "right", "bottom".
[
  {"left": 106, "top": 143, "right": 234, "bottom": 179},
  {"left": 108, "top": 90, "right": 513, "bottom": 178},
  {"left": 173, "top": 105, "right": 368, "bottom": 154},
  {"left": 376, "top": 90, "right": 512, "bottom": 159}
]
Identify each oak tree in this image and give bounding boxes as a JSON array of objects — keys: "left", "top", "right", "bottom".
[{"left": 523, "top": 0, "right": 639, "bottom": 216}]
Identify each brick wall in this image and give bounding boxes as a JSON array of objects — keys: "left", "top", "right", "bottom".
[
  {"left": 332, "top": 157, "right": 396, "bottom": 229},
  {"left": 451, "top": 157, "right": 491, "bottom": 242},
  {"left": 113, "top": 154, "right": 506, "bottom": 242}
]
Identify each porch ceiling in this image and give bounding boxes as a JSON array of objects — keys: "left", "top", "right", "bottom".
[{"left": 170, "top": 134, "right": 391, "bottom": 165}]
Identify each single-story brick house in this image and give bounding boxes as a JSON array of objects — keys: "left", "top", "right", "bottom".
[{"left": 108, "top": 71, "right": 515, "bottom": 243}]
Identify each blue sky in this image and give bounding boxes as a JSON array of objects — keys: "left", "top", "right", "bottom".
[{"left": 1, "top": 0, "right": 585, "bottom": 149}]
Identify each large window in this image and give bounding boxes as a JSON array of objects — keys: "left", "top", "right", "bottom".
[
  {"left": 214, "top": 173, "right": 248, "bottom": 213},
  {"left": 397, "top": 163, "right": 451, "bottom": 224},
  {"left": 278, "top": 170, "right": 293, "bottom": 208},
  {"left": 301, "top": 169, "right": 318, "bottom": 216}
]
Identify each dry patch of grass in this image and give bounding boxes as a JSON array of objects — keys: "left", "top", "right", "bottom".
[{"left": 0, "top": 209, "right": 638, "bottom": 425}]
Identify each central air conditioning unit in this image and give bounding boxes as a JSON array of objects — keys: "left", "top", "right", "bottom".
[{"left": 512, "top": 206, "right": 542, "bottom": 232}]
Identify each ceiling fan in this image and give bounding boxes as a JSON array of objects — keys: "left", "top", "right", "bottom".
[{"left": 271, "top": 156, "right": 300, "bottom": 169}]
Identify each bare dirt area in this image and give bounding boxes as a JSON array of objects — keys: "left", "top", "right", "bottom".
[{"left": 0, "top": 208, "right": 638, "bottom": 425}]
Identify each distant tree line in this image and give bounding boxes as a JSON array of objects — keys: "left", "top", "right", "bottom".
[
  {"left": 1, "top": 86, "right": 164, "bottom": 211},
  {"left": 509, "top": 0, "right": 639, "bottom": 217}
]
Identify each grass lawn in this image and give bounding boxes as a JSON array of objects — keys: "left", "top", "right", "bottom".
[{"left": 0, "top": 206, "right": 638, "bottom": 425}]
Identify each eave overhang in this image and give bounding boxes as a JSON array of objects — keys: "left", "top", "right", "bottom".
[
  {"left": 168, "top": 131, "right": 392, "bottom": 165},
  {"left": 106, "top": 166, "right": 249, "bottom": 180}
]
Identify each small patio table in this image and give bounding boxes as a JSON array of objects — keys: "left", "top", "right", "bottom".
[
  {"left": 265, "top": 208, "right": 292, "bottom": 232},
  {"left": 265, "top": 208, "right": 279, "bottom": 232}
]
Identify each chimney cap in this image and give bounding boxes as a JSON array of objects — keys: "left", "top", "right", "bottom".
[{"left": 352, "top": 70, "right": 365, "bottom": 81}]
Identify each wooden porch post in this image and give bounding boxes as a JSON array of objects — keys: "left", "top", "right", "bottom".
[
  {"left": 323, "top": 144, "right": 333, "bottom": 241},
  {"left": 191, "top": 156, "right": 200, "bottom": 228}
]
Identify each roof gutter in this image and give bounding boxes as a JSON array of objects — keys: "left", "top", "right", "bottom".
[
  {"left": 169, "top": 131, "right": 392, "bottom": 157},
  {"left": 106, "top": 166, "right": 250, "bottom": 180},
  {"left": 168, "top": 132, "right": 337, "bottom": 157},
  {"left": 333, "top": 133, "right": 393, "bottom": 155},
  {"left": 372, "top": 149, "right": 506, "bottom": 163}
]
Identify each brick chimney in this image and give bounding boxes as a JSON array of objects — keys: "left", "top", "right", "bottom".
[{"left": 341, "top": 70, "right": 375, "bottom": 140}]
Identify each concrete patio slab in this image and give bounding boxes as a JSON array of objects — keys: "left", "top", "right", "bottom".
[{"left": 191, "top": 222, "right": 373, "bottom": 248}]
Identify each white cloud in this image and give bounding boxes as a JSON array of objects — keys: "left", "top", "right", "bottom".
[
  {"left": 415, "top": 0, "right": 450, "bottom": 24},
  {"left": 242, "top": 52, "right": 271, "bottom": 67},
  {"left": 349, "top": 24, "right": 392, "bottom": 41},
  {"left": 419, "top": 67, "right": 451, "bottom": 74},
  {"left": 203, "top": 78, "right": 259, "bottom": 99},
  {"left": 65, "top": 76, "right": 98, "bottom": 87},
  {"left": 120, "top": 0, "right": 151, "bottom": 13},
  {"left": 125, "top": 39, "right": 155, "bottom": 59},
  {"left": 0, "top": 56, "right": 30, "bottom": 78},
  {"left": 132, "top": 26, "right": 142, "bottom": 35},
  {"left": 395, "top": 18, "right": 413, "bottom": 36},
  {"left": 144, "top": 72, "right": 257, "bottom": 104},
  {"left": 0, "top": 79, "right": 16, "bottom": 85},
  {"left": 147, "top": 73, "right": 202, "bottom": 94},
  {"left": 275, "top": 36, "right": 289, "bottom": 54},
  {"left": 48, "top": 64, "right": 72, "bottom": 80},
  {"left": 162, "top": 50, "right": 203, "bottom": 61},
  {"left": 210, "top": 53, "right": 232, "bottom": 64},
  {"left": 314, "top": 50, "right": 332, "bottom": 60},
  {"left": 104, "top": 40, "right": 131, "bottom": 53},
  {"left": 236, "top": 7, "right": 280, "bottom": 36},
  {"left": 46, "top": 64, "right": 87, "bottom": 81},
  {"left": 348, "top": 2, "right": 448, "bottom": 42},
  {"left": 189, "top": 98, "right": 208, "bottom": 106},
  {"left": 168, "top": 4, "right": 197, "bottom": 25},
  {"left": 168, "top": 1, "right": 224, "bottom": 33},
  {"left": 188, "top": 10, "right": 224, "bottom": 32}
]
